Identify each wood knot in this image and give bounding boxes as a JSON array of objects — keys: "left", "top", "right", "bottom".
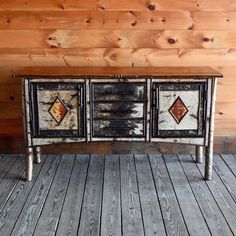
[
  {"left": 161, "top": 17, "right": 166, "bottom": 23},
  {"left": 168, "top": 38, "right": 176, "bottom": 44},
  {"left": 58, "top": 4, "right": 65, "bottom": 10},
  {"left": 147, "top": 4, "right": 156, "bottom": 11},
  {"left": 203, "top": 37, "right": 214, "bottom": 42},
  {"left": 6, "top": 19, "right": 11, "bottom": 24},
  {"left": 131, "top": 21, "right": 137, "bottom": 27},
  {"left": 9, "top": 96, "right": 14, "bottom": 101},
  {"left": 150, "top": 18, "right": 154, "bottom": 23},
  {"left": 203, "top": 37, "right": 210, "bottom": 42},
  {"left": 99, "top": 6, "right": 105, "bottom": 10},
  {"left": 219, "top": 112, "right": 223, "bottom": 115},
  {"left": 86, "top": 19, "right": 90, "bottom": 24}
]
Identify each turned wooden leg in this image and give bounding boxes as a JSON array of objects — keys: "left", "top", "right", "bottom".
[
  {"left": 196, "top": 146, "right": 204, "bottom": 163},
  {"left": 25, "top": 147, "right": 33, "bottom": 181},
  {"left": 34, "top": 146, "right": 41, "bottom": 164}
]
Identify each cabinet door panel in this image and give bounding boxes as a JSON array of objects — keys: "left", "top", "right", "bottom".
[
  {"left": 30, "top": 82, "right": 85, "bottom": 138},
  {"left": 152, "top": 82, "right": 207, "bottom": 138}
]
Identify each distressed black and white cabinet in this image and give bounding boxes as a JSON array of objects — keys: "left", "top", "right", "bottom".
[{"left": 15, "top": 67, "right": 222, "bottom": 181}]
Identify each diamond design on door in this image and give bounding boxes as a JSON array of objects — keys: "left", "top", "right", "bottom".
[
  {"left": 48, "top": 96, "right": 68, "bottom": 124},
  {"left": 168, "top": 96, "right": 188, "bottom": 124}
]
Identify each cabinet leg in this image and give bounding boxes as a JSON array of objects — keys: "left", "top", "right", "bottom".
[
  {"left": 196, "top": 146, "right": 204, "bottom": 163},
  {"left": 25, "top": 147, "right": 33, "bottom": 181},
  {"left": 205, "top": 145, "right": 213, "bottom": 180},
  {"left": 34, "top": 146, "right": 41, "bottom": 164}
]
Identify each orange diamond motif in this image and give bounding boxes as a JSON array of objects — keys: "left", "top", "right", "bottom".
[
  {"left": 48, "top": 97, "right": 68, "bottom": 124},
  {"left": 168, "top": 96, "right": 188, "bottom": 124}
]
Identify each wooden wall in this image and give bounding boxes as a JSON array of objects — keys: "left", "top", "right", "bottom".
[{"left": 0, "top": 0, "right": 236, "bottom": 153}]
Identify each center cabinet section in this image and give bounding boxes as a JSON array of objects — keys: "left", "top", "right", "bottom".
[{"left": 90, "top": 81, "right": 147, "bottom": 140}]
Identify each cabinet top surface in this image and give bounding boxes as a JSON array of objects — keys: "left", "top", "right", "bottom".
[{"left": 14, "top": 67, "right": 223, "bottom": 79}]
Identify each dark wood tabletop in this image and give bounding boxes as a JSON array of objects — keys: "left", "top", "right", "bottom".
[{"left": 14, "top": 66, "right": 223, "bottom": 78}]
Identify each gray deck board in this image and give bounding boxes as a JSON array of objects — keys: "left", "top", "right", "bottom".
[
  {"left": 0, "top": 155, "right": 24, "bottom": 213},
  {"left": 163, "top": 154, "right": 211, "bottom": 236},
  {"left": 56, "top": 154, "right": 90, "bottom": 236},
  {"left": 197, "top": 155, "right": 236, "bottom": 235},
  {"left": 11, "top": 154, "right": 61, "bottom": 236},
  {"left": 213, "top": 154, "right": 236, "bottom": 202},
  {"left": 135, "top": 154, "right": 166, "bottom": 236},
  {"left": 149, "top": 154, "right": 189, "bottom": 236},
  {"left": 0, "top": 154, "right": 18, "bottom": 183},
  {"left": 33, "top": 154, "right": 75, "bottom": 236},
  {"left": 77, "top": 154, "right": 104, "bottom": 236},
  {"left": 179, "top": 154, "right": 233, "bottom": 236},
  {"left": 0, "top": 153, "right": 235, "bottom": 236},
  {"left": 101, "top": 154, "right": 121, "bottom": 236},
  {"left": 0, "top": 155, "right": 46, "bottom": 236},
  {"left": 120, "top": 154, "right": 145, "bottom": 236},
  {"left": 221, "top": 154, "right": 236, "bottom": 176}
]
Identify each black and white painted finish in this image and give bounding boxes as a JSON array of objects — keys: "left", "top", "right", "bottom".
[{"left": 22, "top": 76, "right": 218, "bottom": 181}]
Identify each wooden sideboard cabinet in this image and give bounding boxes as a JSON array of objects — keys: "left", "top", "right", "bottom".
[{"left": 15, "top": 67, "right": 223, "bottom": 181}]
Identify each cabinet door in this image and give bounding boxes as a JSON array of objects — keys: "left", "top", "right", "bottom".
[
  {"left": 30, "top": 82, "right": 85, "bottom": 138},
  {"left": 152, "top": 82, "right": 207, "bottom": 138},
  {"left": 91, "top": 82, "right": 147, "bottom": 139}
]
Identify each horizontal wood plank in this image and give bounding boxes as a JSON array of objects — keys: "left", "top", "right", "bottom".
[
  {"left": 1, "top": 30, "right": 236, "bottom": 49},
  {"left": 1, "top": 11, "right": 236, "bottom": 30},
  {"left": 1, "top": 49, "right": 236, "bottom": 67},
  {"left": 0, "top": 0, "right": 236, "bottom": 11}
]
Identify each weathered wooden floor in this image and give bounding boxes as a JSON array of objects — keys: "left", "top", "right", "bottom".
[{"left": 0, "top": 153, "right": 236, "bottom": 236}]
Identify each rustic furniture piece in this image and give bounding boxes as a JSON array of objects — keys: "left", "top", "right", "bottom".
[{"left": 15, "top": 67, "right": 222, "bottom": 181}]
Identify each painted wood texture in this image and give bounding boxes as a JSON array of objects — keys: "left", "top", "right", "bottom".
[{"left": 0, "top": 0, "right": 235, "bottom": 150}]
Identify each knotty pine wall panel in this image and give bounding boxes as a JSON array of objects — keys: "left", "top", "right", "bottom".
[{"left": 0, "top": 0, "right": 235, "bottom": 152}]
